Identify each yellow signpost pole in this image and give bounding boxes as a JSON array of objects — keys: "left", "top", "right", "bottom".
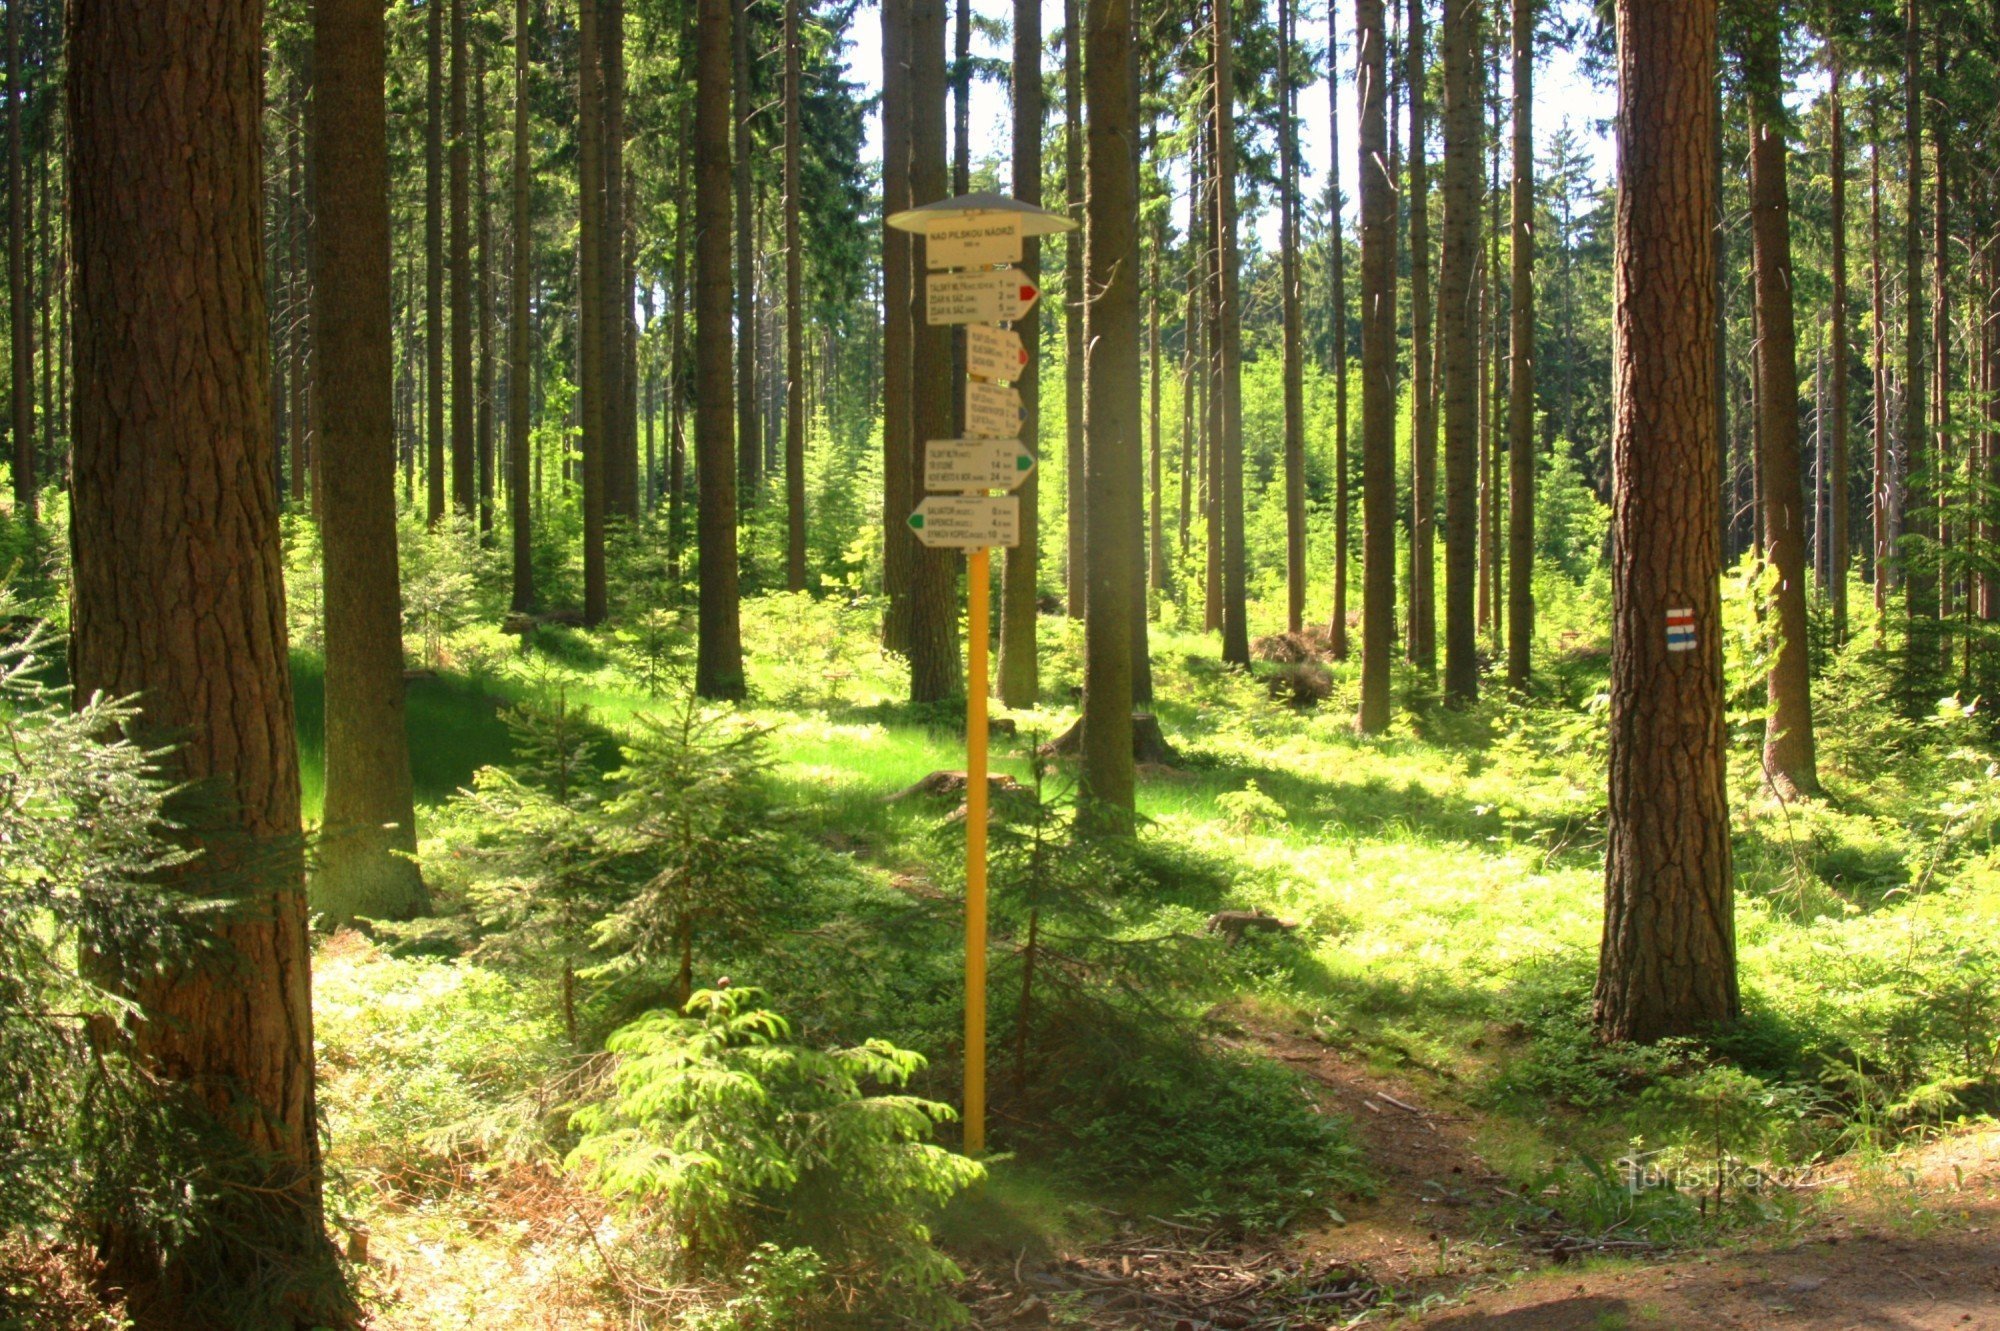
[{"left": 963, "top": 546, "right": 990, "bottom": 1156}]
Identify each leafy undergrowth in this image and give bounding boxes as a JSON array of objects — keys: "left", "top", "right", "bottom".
[{"left": 309, "top": 583, "right": 2000, "bottom": 1326}]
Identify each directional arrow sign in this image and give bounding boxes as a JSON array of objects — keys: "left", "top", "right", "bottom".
[
  {"left": 926, "top": 271, "right": 1040, "bottom": 325},
  {"left": 966, "top": 323, "right": 1029, "bottom": 382},
  {"left": 908, "top": 495, "right": 1021, "bottom": 549},
  {"left": 925, "top": 439, "right": 1037, "bottom": 492},
  {"left": 923, "top": 215, "right": 1023, "bottom": 270},
  {"left": 963, "top": 380, "right": 1024, "bottom": 439}
]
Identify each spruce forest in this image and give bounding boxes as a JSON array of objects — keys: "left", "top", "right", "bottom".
[{"left": 10, "top": 0, "right": 2000, "bottom": 1326}]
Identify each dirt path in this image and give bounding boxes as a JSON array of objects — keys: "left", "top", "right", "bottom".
[{"left": 967, "top": 1016, "right": 2000, "bottom": 1330}]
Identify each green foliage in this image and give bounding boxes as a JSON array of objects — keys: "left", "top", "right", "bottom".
[
  {"left": 401, "top": 510, "right": 502, "bottom": 671},
  {"left": 568, "top": 987, "right": 983, "bottom": 1326}
]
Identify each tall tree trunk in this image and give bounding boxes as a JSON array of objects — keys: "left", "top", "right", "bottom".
[
  {"left": 1594, "top": 0, "right": 1736, "bottom": 1045},
  {"left": 953, "top": 0, "right": 970, "bottom": 195},
  {"left": 882, "top": 0, "right": 915, "bottom": 650},
  {"left": 1438, "top": 0, "right": 1479, "bottom": 704},
  {"left": 5, "top": 0, "right": 30, "bottom": 519},
  {"left": 998, "top": 0, "right": 1043, "bottom": 706},
  {"left": 734, "top": 0, "right": 759, "bottom": 503},
  {"left": 1505, "top": 0, "right": 1534, "bottom": 689},
  {"left": 602, "top": 0, "right": 632, "bottom": 520},
  {"left": 287, "top": 106, "right": 307, "bottom": 509},
  {"left": 450, "top": 0, "right": 474, "bottom": 517},
  {"left": 1148, "top": 198, "right": 1168, "bottom": 599},
  {"left": 427, "top": 0, "right": 446, "bottom": 523},
  {"left": 908, "top": 0, "right": 961, "bottom": 702},
  {"left": 510, "top": 0, "right": 534, "bottom": 613},
  {"left": 1063, "top": 0, "right": 1085, "bottom": 619},
  {"left": 1405, "top": 0, "right": 1435, "bottom": 674},
  {"left": 1278, "top": 0, "right": 1305, "bottom": 635},
  {"left": 476, "top": 43, "right": 496, "bottom": 536},
  {"left": 1329, "top": 0, "right": 1350, "bottom": 660},
  {"left": 783, "top": 0, "right": 806, "bottom": 589},
  {"left": 1743, "top": 20, "right": 1817, "bottom": 795},
  {"left": 697, "top": 0, "right": 746, "bottom": 697},
  {"left": 1215, "top": 0, "right": 1248, "bottom": 666},
  {"left": 1901, "top": 0, "right": 1933, "bottom": 669},
  {"left": 1081, "top": 0, "right": 1139, "bottom": 835},
  {"left": 1356, "top": 0, "right": 1397, "bottom": 733},
  {"left": 69, "top": 0, "right": 343, "bottom": 1317},
  {"left": 1827, "top": 41, "right": 1848, "bottom": 641},
  {"left": 1870, "top": 115, "right": 1888, "bottom": 622},
  {"left": 578, "top": 0, "right": 608, "bottom": 622},
  {"left": 313, "top": 0, "right": 428, "bottom": 926}
]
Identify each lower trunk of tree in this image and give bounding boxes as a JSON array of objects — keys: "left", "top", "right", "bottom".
[
  {"left": 696, "top": 0, "right": 746, "bottom": 697},
  {"left": 1356, "top": 0, "right": 1398, "bottom": 734},
  {"left": 999, "top": 0, "right": 1042, "bottom": 707},
  {"left": 510, "top": 0, "right": 535, "bottom": 613},
  {"left": 783, "top": 0, "right": 806, "bottom": 590},
  {"left": 881, "top": 0, "right": 915, "bottom": 652},
  {"left": 1595, "top": 0, "right": 1736, "bottom": 1045},
  {"left": 1505, "top": 0, "right": 1534, "bottom": 690},
  {"left": 1439, "top": 0, "right": 1480, "bottom": 706},
  {"left": 70, "top": 1, "right": 345, "bottom": 1319},
  {"left": 1063, "top": 0, "right": 1085, "bottom": 621}
]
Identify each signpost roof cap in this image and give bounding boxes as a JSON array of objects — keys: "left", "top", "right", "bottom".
[{"left": 886, "top": 191, "right": 1079, "bottom": 236}]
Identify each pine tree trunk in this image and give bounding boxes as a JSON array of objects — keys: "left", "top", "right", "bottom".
[
  {"left": 70, "top": 0, "right": 343, "bottom": 1316},
  {"left": 1438, "top": 0, "right": 1479, "bottom": 705},
  {"left": 696, "top": 0, "right": 746, "bottom": 697},
  {"left": 1329, "top": 0, "right": 1350, "bottom": 660},
  {"left": 6, "top": 0, "right": 31, "bottom": 518},
  {"left": 578, "top": 0, "right": 608, "bottom": 623},
  {"left": 476, "top": 42, "right": 496, "bottom": 536},
  {"left": 1504, "top": 0, "right": 1534, "bottom": 690},
  {"left": 1148, "top": 201, "right": 1169, "bottom": 599},
  {"left": 287, "top": 106, "right": 308, "bottom": 509},
  {"left": 1356, "top": 0, "right": 1398, "bottom": 734},
  {"left": 602, "top": 0, "right": 632, "bottom": 520},
  {"left": 783, "top": 0, "right": 806, "bottom": 590},
  {"left": 1080, "top": 0, "right": 1138, "bottom": 834},
  {"left": 1405, "top": 0, "right": 1435, "bottom": 674},
  {"left": 427, "top": 0, "right": 446, "bottom": 523},
  {"left": 313, "top": 0, "right": 429, "bottom": 927},
  {"left": 1827, "top": 41, "right": 1848, "bottom": 642},
  {"left": 734, "top": 0, "right": 760, "bottom": 502},
  {"left": 1743, "top": 22, "right": 1817, "bottom": 795},
  {"left": 882, "top": 0, "right": 915, "bottom": 650},
  {"left": 510, "top": 0, "right": 535, "bottom": 612},
  {"left": 1063, "top": 0, "right": 1085, "bottom": 620},
  {"left": 907, "top": 0, "right": 961, "bottom": 702},
  {"left": 1594, "top": 0, "right": 1736, "bottom": 1045},
  {"left": 999, "top": 0, "right": 1043, "bottom": 706},
  {"left": 1215, "top": 0, "right": 1249, "bottom": 666},
  {"left": 1870, "top": 120, "right": 1889, "bottom": 621},
  {"left": 1901, "top": 0, "right": 1933, "bottom": 667},
  {"left": 1279, "top": 0, "right": 1306, "bottom": 635},
  {"left": 450, "top": 0, "right": 475, "bottom": 518}
]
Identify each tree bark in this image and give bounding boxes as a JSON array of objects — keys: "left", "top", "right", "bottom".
[
  {"left": 1827, "top": 40, "right": 1848, "bottom": 641},
  {"left": 509, "top": 0, "right": 534, "bottom": 612},
  {"left": 476, "top": 41, "right": 496, "bottom": 536},
  {"left": 1063, "top": 0, "right": 1086, "bottom": 620},
  {"left": 1902, "top": 0, "right": 1933, "bottom": 666},
  {"left": 603, "top": 0, "right": 633, "bottom": 521},
  {"left": 1405, "top": 0, "right": 1435, "bottom": 674},
  {"left": 1080, "top": 0, "right": 1140, "bottom": 834},
  {"left": 450, "top": 0, "right": 474, "bottom": 518},
  {"left": 427, "top": 0, "right": 446, "bottom": 524},
  {"left": 696, "top": 0, "right": 745, "bottom": 697},
  {"left": 1356, "top": 0, "right": 1397, "bottom": 733},
  {"left": 882, "top": 0, "right": 915, "bottom": 651},
  {"left": 1743, "top": 19, "right": 1817, "bottom": 795},
  {"left": 1000, "top": 0, "right": 1043, "bottom": 705},
  {"left": 784, "top": 0, "right": 806, "bottom": 590},
  {"left": 313, "top": 0, "right": 429, "bottom": 927},
  {"left": 1438, "top": 0, "right": 1479, "bottom": 705},
  {"left": 5, "top": 0, "right": 31, "bottom": 518},
  {"left": 1505, "top": 0, "right": 1534, "bottom": 689},
  {"left": 1870, "top": 113, "right": 1889, "bottom": 621},
  {"left": 1594, "top": 0, "right": 1736, "bottom": 1045},
  {"left": 1214, "top": 0, "right": 1248, "bottom": 666},
  {"left": 1329, "top": 0, "right": 1350, "bottom": 660},
  {"left": 69, "top": 0, "right": 343, "bottom": 1317},
  {"left": 578, "top": 0, "right": 608, "bottom": 623},
  {"left": 908, "top": 0, "right": 962, "bottom": 702},
  {"left": 734, "top": 0, "right": 760, "bottom": 502},
  {"left": 1279, "top": 0, "right": 1306, "bottom": 635}
]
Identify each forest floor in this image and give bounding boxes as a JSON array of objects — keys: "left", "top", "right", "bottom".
[{"left": 304, "top": 600, "right": 2000, "bottom": 1330}]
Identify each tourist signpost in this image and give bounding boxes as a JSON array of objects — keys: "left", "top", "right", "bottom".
[{"left": 885, "top": 193, "right": 1075, "bottom": 1157}]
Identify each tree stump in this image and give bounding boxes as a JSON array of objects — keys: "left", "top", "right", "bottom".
[{"left": 1039, "top": 712, "right": 1179, "bottom": 767}]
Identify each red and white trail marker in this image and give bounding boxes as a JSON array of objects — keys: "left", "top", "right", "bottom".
[
  {"left": 926, "top": 270, "right": 1040, "bottom": 325},
  {"left": 1666, "top": 607, "right": 1697, "bottom": 653}
]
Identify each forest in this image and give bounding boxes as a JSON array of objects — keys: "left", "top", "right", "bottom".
[{"left": 5, "top": 0, "right": 2000, "bottom": 1326}]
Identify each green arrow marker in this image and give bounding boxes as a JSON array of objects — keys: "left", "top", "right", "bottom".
[
  {"left": 1016, "top": 454, "right": 1033, "bottom": 472},
  {"left": 908, "top": 512, "right": 925, "bottom": 530}
]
